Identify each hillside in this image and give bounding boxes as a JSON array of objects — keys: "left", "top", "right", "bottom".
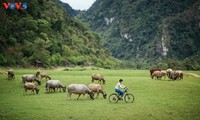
[
  {"left": 0, "top": 0, "right": 119, "bottom": 68},
  {"left": 53, "top": 0, "right": 78, "bottom": 17},
  {"left": 80, "top": 0, "right": 200, "bottom": 69}
]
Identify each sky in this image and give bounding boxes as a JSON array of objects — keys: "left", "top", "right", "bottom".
[{"left": 60, "top": 0, "right": 96, "bottom": 10}]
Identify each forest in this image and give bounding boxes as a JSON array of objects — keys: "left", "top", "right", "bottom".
[
  {"left": 79, "top": 0, "right": 200, "bottom": 70},
  {"left": 0, "top": 0, "right": 119, "bottom": 68}
]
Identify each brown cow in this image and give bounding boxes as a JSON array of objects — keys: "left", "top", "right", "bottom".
[
  {"left": 149, "top": 68, "right": 161, "bottom": 76},
  {"left": 91, "top": 74, "right": 105, "bottom": 84},
  {"left": 89, "top": 83, "right": 107, "bottom": 99},
  {"left": 23, "top": 82, "right": 39, "bottom": 95},
  {"left": 40, "top": 73, "right": 51, "bottom": 80},
  {"left": 151, "top": 71, "right": 166, "bottom": 79}
]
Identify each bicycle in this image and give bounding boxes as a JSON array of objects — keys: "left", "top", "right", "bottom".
[{"left": 108, "top": 87, "right": 134, "bottom": 103}]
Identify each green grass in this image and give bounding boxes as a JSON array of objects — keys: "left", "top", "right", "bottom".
[{"left": 0, "top": 68, "right": 200, "bottom": 120}]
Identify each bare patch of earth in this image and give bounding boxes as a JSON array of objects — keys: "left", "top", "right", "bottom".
[{"left": 186, "top": 73, "right": 200, "bottom": 78}]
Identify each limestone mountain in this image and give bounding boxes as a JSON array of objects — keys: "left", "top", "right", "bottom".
[{"left": 81, "top": 0, "right": 200, "bottom": 66}]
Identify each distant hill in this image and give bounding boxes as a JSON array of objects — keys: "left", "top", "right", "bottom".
[
  {"left": 53, "top": 0, "right": 78, "bottom": 17},
  {"left": 80, "top": 0, "right": 200, "bottom": 69},
  {"left": 0, "top": 0, "right": 119, "bottom": 68}
]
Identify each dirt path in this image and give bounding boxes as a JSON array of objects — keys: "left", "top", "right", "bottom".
[
  {"left": 0, "top": 70, "right": 7, "bottom": 74},
  {"left": 186, "top": 73, "right": 200, "bottom": 78},
  {"left": 53, "top": 67, "right": 66, "bottom": 71}
]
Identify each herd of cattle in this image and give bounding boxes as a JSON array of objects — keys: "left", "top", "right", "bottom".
[
  {"left": 6, "top": 70, "right": 106, "bottom": 100},
  {"left": 4, "top": 68, "right": 183, "bottom": 100},
  {"left": 150, "top": 68, "right": 183, "bottom": 80}
]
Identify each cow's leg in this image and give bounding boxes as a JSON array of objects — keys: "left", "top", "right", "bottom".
[
  {"left": 67, "top": 93, "right": 72, "bottom": 100},
  {"left": 77, "top": 94, "right": 81, "bottom": 100},
  {"left": 96, "top": 92, "right": 99, "bottom": 98},
  {"left": 31, "top": 89, "right": 35, "bottom": 94},
  {"left": 91, "top": 79, "right": 94, "bottom": 83},
  {"left": 97, "top": 89, "right": 101, "bottom": 98}
]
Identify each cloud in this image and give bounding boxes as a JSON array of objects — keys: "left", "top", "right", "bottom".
[{"left": 60, "top": 0, "right": 96, "bottom": 10}]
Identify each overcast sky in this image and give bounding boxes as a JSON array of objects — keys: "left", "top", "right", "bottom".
[{"left": 60, "top": 0, "right": 96, "bottom": 10}]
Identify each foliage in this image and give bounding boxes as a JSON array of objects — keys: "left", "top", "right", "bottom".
[
  {"left": 0, "top": 0, "right": 119, "bottom": 68},
  {"left": 80, "top": 0, "right": 200, "bottom": 70},
  {"left": 53, "top": 0, "right": 78, "bottom": 17}
]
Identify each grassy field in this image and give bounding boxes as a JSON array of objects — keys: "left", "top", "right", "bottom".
[{"left": 0, "top": 68, "right": 200, "bottom": 120}]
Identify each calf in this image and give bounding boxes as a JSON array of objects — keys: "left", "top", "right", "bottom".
[
  {"left": 23, "top": 82, "right": 39, "bottom": 95},
  {"left": 40, "top": 73, "right": 51, "bottom": 80}
]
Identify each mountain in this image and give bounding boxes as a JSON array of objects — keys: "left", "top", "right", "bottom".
[
  {"left": 53, "top": 0, "right": 78, "bottom": 17},
  {"left": 80, "top": 0, "right": 200, "bottom": 69},
  {"left": 0, "top": 0, "right": 119, "bottom": 68}
]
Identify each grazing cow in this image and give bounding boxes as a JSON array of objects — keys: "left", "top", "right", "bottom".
[
  {"left": 91, "top": 74, "right": 105, "bottom": 84},
  {"left": 22, "top": 74, "right": 41, "bottom": 85},
  {"left": 174, "top": 70, "right": 183, "bottom": 80},
  {"left": 67, "top": 84, "right": 94, "bottom": 100},
  {"left": 7, "top": 70, "right": 15, "bottom": 79},
  {"left": 166, "top": 68, "right": 173, "bottom": 79},
  {"left": 23, "top": 82, "right": 39, "bottom": 95},
  {"left": 151, "top": 71, "right": 166, "bottom": 79},
  {"left": 89, "top": 83, "right": 107, "bottom": 99},
  {"left": 161, "top": 70, "right": 167, "bottom": 79},
  {"left": 40, "top": 73, "right": 51, "bottom": 80},
  {"left": 149, "top": 68, "right": 161, "bottom": 76},
  {"left": 169, "top": 72, "right": 178, "bottom": 80},
  {"left": 45, "top": 80, "right": 66, "bottom": 93}
]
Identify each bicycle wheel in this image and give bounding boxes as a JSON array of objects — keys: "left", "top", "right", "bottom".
[
  {"left": 124, "top": 93, "right": 134, "bottom": 103},
  {"left": 108, "top": 93, "right": 119, "bottom": 103}
]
